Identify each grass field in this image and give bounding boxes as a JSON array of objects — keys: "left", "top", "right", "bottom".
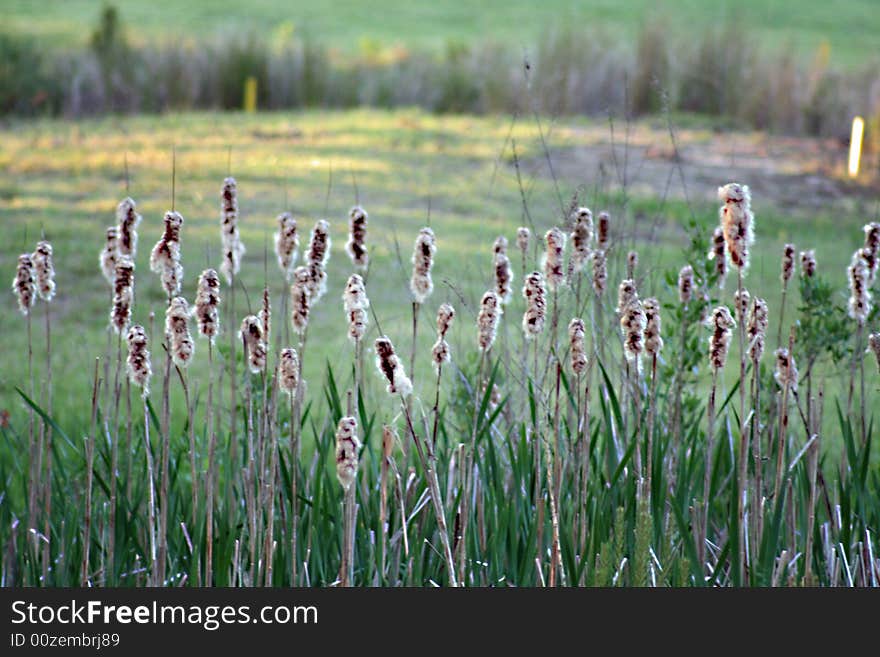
[{"left": 4, "top": 0, "right": 879, "bottom": 66}]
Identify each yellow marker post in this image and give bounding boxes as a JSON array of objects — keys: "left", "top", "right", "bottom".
[
  {"left": 848, "top": 116, "right": 864, "bottom": 178},
  {"left": 244, "top": 76, "right": 258, "bottom": 113}
]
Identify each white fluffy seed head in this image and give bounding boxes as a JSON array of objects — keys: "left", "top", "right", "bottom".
[
  {"left": 100, "top": 226, "right": 119, "bottom": 286},
  {"left": 616, "top": 278, "right": 638, "bottom": 316},
  {"left": 343, "top": 274, "right": 370, "bottom": 312},
  {"left": 718, "top": 182, "right": 755, "bottom": 271},
  {"left": 431, "top": 338, "right": 450, "bottom": 369},
  {"left": 335, "top": 416, "right": 361, "bottom": 491},
  {"left": 279, "top": 347, "right": 300, "bottom": 397},
  {"left": 220, "top": 177, "right": 245, "bottom": 284},
  {"left": 868, "top": 333, "right": 880, "bottom": 373},
  {"left": 643, "top": 297, "right": 663, "bottom": 355},
  {"left": 195, "top": 268, "right": 221, "bottom": 342},
  {"left": 32, "top": 240, "right": 55, "bottom": 302},
  {"left": 347, "top": 307, "right": 368, "bottom": 343},
  {"left": 374, "top": 336, "right": 412, "bottom": 398},
  {"left": 289, "top": 266, "right": 311, "bottom": 335},
  {"left": 708, "top": 306, "right": 736, "bottom": 370},
  {"left": 436, "top": 303, "right": 455, "bottom": 338},
  {"left": 570, "top": 208, "right": 593, "bottom": 273},
  {"left": 477, "top": 290, "right": 501, "bottom": 352},
  {"left": 734, "top": 288, "right": 750, "bottom": 324},
  {"left": 516, "top": 227, "right": 530, "bottom": 255},
  {"left": 592, "top": 249, "right": 607, "bottom": 296},
  {"left": 239, "top": 314, "right": 267, "bottom": 374},
  {"left": 116, "top": 197, "right": 142, "bottom": 259},
  {"left": 848, "top": 250, "right": 872, "bottom": 324},
  {"left": 166, "top": 296, "right": 194, "bottom": 368},
  {"left": 710, "top": 227, "right": 727, "bottom": 286},
  {"left": 678, "top": 265, "right": 694, "bottom": 305},
  {"left": 12, "top": 253, "right": 36, "bottom": 316},
  {"left": 781, "top": 243, "right": 795, "bottom": 285},
  {"left": 150, "top": 211, "right": 184, "bottom": 298},
  {"left": 863, "top": 223, "right": 880, "bottom": 284},
  {"left": 568, "top": 317, "right": 587, "bottom": 375},
  {"left": 800, "top": 250, "right": 816, "bottom": 278},
  {"left": 522, "top": 270, "right": 546, "bottom": 339},
  {"left": 274, "top": 212, "right": 299, "bottom": 280},
  {"left": 493, "top": 235, "right": 508, "bottom": 256},
  {"left": 346, "top": 206, "right": 369, "bottom": 269},
  {"left": 542, "top": 227, "right": 566, "bottom": 291},
  {"left": 494, "top": 252, "right": 514, "bottom": 304},
  {"left": 747, "top": 297, "right": 769, "bottom": 363},
  {"left": 111, "top": 257, "right": 135, "bottom": 333},
  {"left": 410, "top": 227, "right": 436, "bottom": 304},
  {"left": 774, "top": 348, "right": 798, "bottom": 392},
  {"left": 126, "top": 324, "right": 152, "bottom": 396},
  {"left": 621, "top": 301, "right": 646, "bottom": 371},
  {"left": 597, "top": 212, "right": 610, "bottom": 252}
]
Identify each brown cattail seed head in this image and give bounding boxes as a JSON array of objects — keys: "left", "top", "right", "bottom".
[
  {"left": 542, "top": 227, "right": 566, "bottom": 291},
  {"left": 568, "top": 318, "right": 587, "bottom": 375},
  {"left": 274, "top": 212, "right": 299, "bottom": 280},
  {"left": 194, "top": 268, "right": 221, "bottom": 342},
  {"left": 116, "top": 197, "right": 142, "bottom": 258},
  {"left": 436, "top": 303, "right": 455, "bottom": 338},
  {"left": 617, "top": 278, "right": 638, "bottom": 316},
  {"left": 708, "top": 306, "right": 736, "bottom": 370},
  {"left": 343, "top": 274, "right": 370, "bottom": 311},
  {"left": 150, "top": 211, "right": 184, "bottom": 298},
  {"left": 305, "top": 219, "right": 331, "bottom": 303},
  {"left": 348, "top": 308, "right": 368, "bottom": 343},
  {"left": 410, "top": 227, "right": 436, "bottom": 304},
  {"left": 346, "top": 206, "right": 368, "bottom": 269},
  {"left": 621, "top": 301, "right": 647, "bottom": 372},
  {"left": 643, "top": 297, "right": 663, "bottom": 355},
  {"left": 522, "top": 270, "right": 546, "bottom": 338},
  {"left": 126, "top": 324, "right": 152, "bottom": 396},
  {"left": 493, "top": 235, "right": 508, "bottom": 256},
  {"left": 374, "top": 336, "right": 413, "bottom": 398},
  {"left": 781, "top": 243, "right": 795, "bottom": 285},
  {"left": 597, "top": 212, "right": 610, "bottom": 251},
  {"left": 570, "top": 208, "right": 593, "bottom": 273},
  {"left": 431, "top": 337, "right": 450, "bottom": 369},
  {"left": 32, "top": 240, "right": 56, "bottom": 302},
  {"left": 165, "top": 296, "right": 194, "bottom": 368},
  {"left": 100, "top": 226, "right": 119, "bottom": 286},
  {"left": 747, "top": 297, "right": 769, "bottom": 363},
  {"left": 774, "top": 348, "right": 798, "bottom": 392},
  {"left": 260, "top": 287, "right": 271, "bottom": 349},
  {"left": 220, "top": 177, "right": 245, "bottom": 284},
  {"left": 111, "top": 257, "right": 135, "bottom": 333},
  {"left": 734, "top": 287, "right": 750, "bottom": 324},
  {"left": 516, "top": 227, "right": 530, "bottom": 255},
  {"left": 848, "top": 250, "right": 872, "bottom": 324},
  {"left": 863, "top": 222, "right": 880, "bottom": 284},
  {"left": 592, "top": 249, "right": 607, "bottom": 296},
  {"left": 678, "top": 265, "right": 694, "bottom": 305},
  {"left": 289, "top": 266, "right": 311, "bottom": 335},
  {"left": 477, "top": 290, "right": 501, "bottom": 352},
  {"left": 718, "top": 183, "right": 755, "bottom": 271},
  {"left": 12, "top": 253, "right": 36, "bottom": 315},
  {"left": 868, "top": 333, "right": 880, "bottom": 373},
  {"left": 494, "top": 252, "right": 514, "bottom": 304},
  {"left": 279, "top": 347, "right": 300, "bottom": 397},
  {"left": 710, "top": 227, "right": 727, "bottom": 285},
  {"left": 239, "top": 314, "right": 267, "bottom": 374},
  {"left": 800, "top": 250, "right": 816, "bottom": 278},
  {"left": 335, "top": 416, "right": 360, "bottom": 491},
  {"left": 626, "top": 250, "right": 639, "bottom": 279}
]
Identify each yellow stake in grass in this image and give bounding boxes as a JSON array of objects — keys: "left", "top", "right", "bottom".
[
  {"left": 244, "top": 76, "right": 258, "bottom": 113},
  {"left": 848, "top": 116, "right": 864, "bottom": 178}
]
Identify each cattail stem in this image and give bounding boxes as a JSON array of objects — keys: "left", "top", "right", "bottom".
[
  {"left": 82, "top": 359, "right": 100, "bottom": 586},
  {"left": 547, "top": 360, "right": 563, "bottom": 586},
  {"left": 26, "top": 311, "right": 36, "bottom": 534},
  {"left": 143, "top": 396, "right": 158, "bottom": 587},
  {"left": 736, "top": 268, "right": 747, "bottom": 585},
  {"left": 379, "top": 430, "right": 390, "bottom": 585},
  {"left": 774, "top": 368, "right": 792, "bottom": 505},
  {"left": 158, "top": 316, "right": 172, "bottom": 586},
  {"left": 751, "top": 362, "right": 764, "bottom": 562},
  {"left": 227, "top": 276, "right": 237, "bottom": 527},
  {"left": 646, "top": 353, "right": 657, "bottom": 504},
  {"left": 458, "top": 350, "right": 486, "bottom": 583},
  {"left": 264, "top": 381, "right": 279, "bottom": 587},
  {"left": 702, "top": 368, "right": 719, "bottom": 573},
  {"left": 341, "top": 479, "right": 355, "bottom": 587},
  {"left": 410, "top": 301, "right": 420, "bottom": 386},
  {"left": 108, "top": 330, "right": 122, "bottom": 584},
  {"left": 776, "top": 284, "right": 788, "bottom": 348},
  {"left": 804, "top": 395, "right": 820, "bottom": 585},
  {"left": 858, "top": 325, "right": 867, "bottom": 447},
  {"left": 289, "top": 391, "right": 300, "bottom": 586},
  {"left": 41, "top": 300, "right": 53, "bottom": 581},
  {"left": 206, "top": 340, "right": 216, "bottom": 586}
]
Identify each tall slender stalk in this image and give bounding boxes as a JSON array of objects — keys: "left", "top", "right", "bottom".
[
  {"left": 736, "top": 268, "right": 747, "bottom": 585},
  {"left": 205, "top": 340, "right": 216, "bottom": 586},
  {"left": 701, "top": 368, "right": 719, "bottom": 573},
  {"left": 143, "top": 396, "right": 158, "bottom": 587},
  {"left": 41, "top": 300, "right": 53, "bottom": 581},
  {"left": 82, "top": 358, "right": 100, "bottom": 586},
  {"left": 458, "top": 350, "right": 486, "bottom": 583}
]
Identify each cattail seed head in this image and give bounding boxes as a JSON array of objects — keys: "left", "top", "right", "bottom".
[
  {"left": 774, "top": 348, "right": 798, "bottom": 392},
  {"left": 626, "top": 250, "right": 638, "bottom": 279},
  {"left": 279, "top": 347, "right": 300, "bottom": 397},
  {"left": 710, "top": 227, "right": 727, "bottom": 285},
  {"left": 621, "top": 301, "right": 647, "bottom": 371},
  {"left": 274, "top": 212, "right": 299, "bottom": 280},
  {"left": 32, "top": 240, "right": 56, "bottom": 302},
  {"left": 800, "top": 250, "right": 816, "bottom": 278},
  {"left": 347, "top": 308, "right": 368, "bottom": 343},
  {"left": 781, "top": 243, "right": 795, "bottom": 285},
  {"left": 126, "top": 324, "right": 152, "bottom": 396},
  {"left": 346, "top": 206, "right": 369, "bottom": 269},
  {"left": 431, "top": 337, "right": 450, "bottom": 369},
  {"left": 116, "top": 197, "right": 142, "bottom": 258},
  {"left": 343, "top": 274, "right": 370, "bottom": 311},
  {"left": 436, "top": 303, "right": 455, "bottom": 338},
  {"left": 718, "top": 183, "right": 755, "bottom": 271},
  {"left": 868, "top": 333, "right": 880, "bottom": 373},
  {"left": 616, "top": 278, "right": 638, "bottom": 316},
  {"left": 570, "top": 208, "right": 593, "bottom": 273},
  {"left": 165, "top": 296, "right": 194, "bottom": 368},
  {"left": 100, "top": 227, "right": 119, "bottom": 286},
  {"left": 194, "top": 268, "right": 221, "bottom": 342},
  {"left": 863, "top": 222, "right": 880, "bottom": 284},
  {"left": 220, "top": 177, "right": 245, "bottom": 284},
  {"left": 239, "top": 314, "right": 266, "bottom": 374},
  {"left": 150, "top": 211, "right": 184, "bottom": 298},
  {"left": 516, "top": 227, "right": 530, "bottom": 256},
  {"left": 12, "top": 253, "right": 36, "bottom": 315},
  {"left": 678, "top": 265, "right": 694, "bottom": 305},
  {"left": 643, "top": 297, "right": 663, "bottom": 355},
  {"left": 493, "top": 236, "right": 508, "bottom": 256},
  {"left": 260, "top": 287, "right": 271, "bottom": 349},
  {"left": 747, "top": 297, "right": 769, "bottom": 363},
  {"left": 410, "top": 227, "right": 436, "bottom": 304},
  {"left": 592, "top": 249, "right": 607, "bottom": 296},
  {"left": 289, "top": 266, "right": 311, "bottom": 335},
  {"left": 522, "top": 270, "right": 546, "bottom": 338},
  {"left": 335, "top": 416, "right": 361, "bottom": 491},
  {"left": 374, "top": 336, "right": 413, "bottom": 398},
  {"left": 305, "top": 219, "right": 331, "bottom": 303},
  {"left": 847, "top": 250, "right": 872, "bottom": 324},
  {"left": 494, "top": 252, "right": 514, "bottom": 304},
  {"left": 477, "top": 290, "right": 501, "bottom": 352},
  {"left": 734, "top": 287, "right": 750, "bottom": 324},
  {"left": 597, "top": 212, "right": 610, "bottom": 251},
  {"left": 111, "top": 257, "right": 135, "bottom": 333},
  {"left": 542, "top": 227, "right": 566, "bottom": 291},
  {"left": 568, "top": 317, "right": 587, "bottom": 375},
  {"left": 708, "top": 306, "right": 736, "bottom": 370}
]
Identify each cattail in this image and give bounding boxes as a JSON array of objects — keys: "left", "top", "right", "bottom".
[
  {"left": 289, "top": 266, "right": 311, "bottom": 335},
  {"left": 781, "top": 243, "right": 795, "bottom": 285},
  {"left": 597, "top": 212, "right": 610, "bottom": 251},
  {"left": 678, "top": 265, "right": 694, "bottom": 305},
  {"left": 774, "top": 348, "right": 798, "bottom": 392},
  {"left": 165, "top": 296, "right": 194, "bottom": 368},
  {"left": 116, "top": 197, "right": 142, "bottom": 258},
  {"left": 126, "top": 324, "right": 152, "bottom": 396},
  {"left": 279, "top": 347, "right": 300, "bottom": 397},
  {"left": 274, "top": 212, "right": 299, "bottom": 280},
  {"left": 709, "top": 227, "right": 727, "bottom": 284},
  {"left": 347, "top": 308, "right": 368, "bottom": 343},
  {"left": 477, "top": 290, "right": 501, "bottom": 352},
  {"left": 494, "top": 252, "right": 514, "bottom": 304},
  {"left": 621, "top": 301, "right": 647, "bottom": 369},
  {"left": 542, "top": 227, "right": 566, "bottom": 291},
  {"left": 335, "top": 416, "right": 360, "bottom": 490},
  {"left": 410, "top": 227, "right": 436, "bottom": 304},
  {"left": 800, "top": 250, "right": 816, "bottom": 278},
  {"left": 239, "top": 315, "right": 266, "bottom": 374},
  {"left": 570, "top": 207, "right": 593, "bottom": 272},
  {"left": 260, "top": 287, "right": 271, "bottom": 349},
  {"left": 708, "top": 306, "right": 736, "bottom": 370},
  {"left": 374, "top": 336, "right": 413, "bottom": 398},
  {"left": 149, "top": 211, "right": 184, "bottom": 298},
  {"left": 847, "top": 250, "right": 872, "bottom": 324},
  {"left": 626, "top": 250, "right": 639, "bottom": 279},
  {"left": 747, "top": 297, "right": 769, "bottom": 363},
  {"left": 194, "top": 268, "right": 221, "bottom": 342},
  {"left": 100, "top": 227, "right": 119, "bottom": 286},
  {"left": 592, "top": 249, "right": 607, "bottom": 296},
  {"left": 734, "top": 287, "right": 750, "bottom": 324},
  {"left": 493, "top": 236, "right": 508, "bottom": 256},
  {"left": 516, "top": 227, "right": 530, "bottom": 256},
  {"left": 431, "top": 336, "right": 450, "bottom": 368},
  {"left": 32, "top": 240, "right": 55, "bottom": 302},
  {"left": 718, "top": 183, "right": 755, "bottom": 270},
  {"left": 220, "top": 177, "right": 244, "bottom": 284},
  {"left": 11, "top": 253, "right": 36, "bottom": 315},
  {"left": 617, "top": 278, "right": 638, "bottom": 316},
  {"left": 863, "top": 222, "right": 880, "bottom": 284},
  {"left": 643, "top": 297, "right": 663, "bottom": 355},
  {"left": 346, "top": 206, "right": 369, "bottom": 269},
  {"left": 868, "top": 333, "right": 880, "bottom": 373},
  {"left": 343, "top": 274, "right": 369, "bottom": 311},
  {"left": 522, "top": 270, "right": 546, "bottom": 338},
  {"left": 569, "top": 318, "right": 587, "bottom": 374},
  {"left": 436, "top": 303, "right": 455, "bottom": 338},
  {"left": 305, "top": 220, "right": 331, "bottom": 302},
  {"left": 111, "top": 257, "right": 135, "bottom": 333}
]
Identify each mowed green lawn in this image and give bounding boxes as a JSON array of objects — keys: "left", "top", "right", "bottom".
[
  {"left": 3, "top": 0, "right": 879, "bottom": 66},
  {"left": 0, "top": 108, "right": 874, "bottom": 435}
]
